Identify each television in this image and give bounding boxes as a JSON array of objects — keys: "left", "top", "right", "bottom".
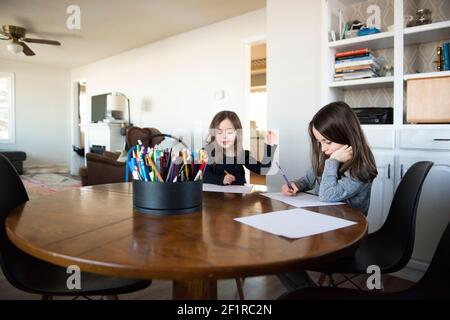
[{"left": 91, "top": 94, "right": 108, "bottom": 123}]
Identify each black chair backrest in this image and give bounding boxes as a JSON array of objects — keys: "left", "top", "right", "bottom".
[
  {"left": 413, "top": 222, "right": 450, "bottom": 298},
  {"left": 376, "top": 161, "right": 433, "bottom": 272},
  {"left": 0, "top": 154, "right": 30, "bottom": 287}
]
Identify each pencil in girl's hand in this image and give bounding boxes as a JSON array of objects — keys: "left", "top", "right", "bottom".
[{"left": 276, "top": 162, "right": 294, "bottom": 191}]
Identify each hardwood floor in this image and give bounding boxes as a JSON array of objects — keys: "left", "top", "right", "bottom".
[{"left": 0, "top": 269, "right": 414, "bottom": 300}]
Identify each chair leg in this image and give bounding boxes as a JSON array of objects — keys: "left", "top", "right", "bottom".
[
  {"left": 235, "top": 278, "right": 245, "bottom": 300},
  {"left": 42, "top": 295, "right": 53, "bottom": 300},
  {"left": 318, "top": 273, "right": 326, "bottom": 286},
  {"left": 318, "top": 273, "right": 337, "bottom": 287},
  {"left": 329, "top": 274, "right": 336, "bottom": 287}
]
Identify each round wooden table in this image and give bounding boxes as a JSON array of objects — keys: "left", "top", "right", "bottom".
[{"left": 6, "top": 183, "right": 367, "bottom": 299}]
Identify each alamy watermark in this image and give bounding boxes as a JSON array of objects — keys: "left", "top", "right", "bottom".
[
  {"left": 66, "top": 5, "right": 81, "bottom": 30},
  {"left": 366, "top": 265, "right": 382, "bottom": 290},
  {"left": 66, "top": 265, "right": 81, "bottom": 290}
]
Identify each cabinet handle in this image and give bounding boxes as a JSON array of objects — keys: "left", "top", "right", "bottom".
[
  {"left": 400, "top": 164, "right": 404, "bottom": 179},
  {"left": 433, "top": 138, "right": 450, "bottom": 141},
  {"left": 387, "top": 164, "right": 391, "bottom": 179}
]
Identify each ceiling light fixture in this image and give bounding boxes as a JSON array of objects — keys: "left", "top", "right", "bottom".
[{"left": 6, "top": 40, "right": 23, "bottom": 54}]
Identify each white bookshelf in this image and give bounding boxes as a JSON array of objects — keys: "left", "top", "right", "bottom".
[
  {"left": 328, "top": 31, "right": 394, "bottom": 50},
  {"left": 404, "top": 20, "right": 450, "bottom": 46},
  {"left": 404, "top": 71, "right": 450, "bottom": 81},
  {"left": 322, "top": 0, "right": 450, "bottom": 126},
  {"left": 329, "top": 76, "right": 394, "bottom": 89}
]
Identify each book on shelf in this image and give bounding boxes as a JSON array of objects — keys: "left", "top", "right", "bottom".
[
  {"left": 335, "top": 48, "right": 370, "bottom": 59},
  {"left": 443, "top": 43, "right": 450, "bottom": 71},
  {"left": 335, "top": 54, "right": 375, "bottom": 63},
  {"left": 436, "top": 47, "right": 442, "bottom": 71},
  {"left": 334, "top": 56, "right": 380, "bottom": 69},
  {"left": 334, "top": 70, "right": 378, "bottom": 81},
  {"left": 335, "top": 64, "right": 377, "bottom": 73}
]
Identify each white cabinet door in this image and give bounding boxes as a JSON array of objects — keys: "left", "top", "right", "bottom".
[
  {"left": 398, "top": 152, "right": 450, "bottom": 274},
  {"left": 367, "top": 152, "right": 395, "bottom": 233}
]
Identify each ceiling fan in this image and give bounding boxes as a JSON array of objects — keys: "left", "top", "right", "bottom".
[{"left": 0, "top": 25, "right": 61, "bottom": 56}]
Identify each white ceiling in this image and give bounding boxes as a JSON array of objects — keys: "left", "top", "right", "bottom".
[{"left": 0, "top": 0, "right": 266, "bottom": 68}]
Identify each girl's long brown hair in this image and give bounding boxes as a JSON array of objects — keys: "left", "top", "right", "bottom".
[
  {"left": 309, "top": 101, "right": 377, "bottom": 182},
  {"left": 206, "top": 110, "right": 244, "bottom": 163}
]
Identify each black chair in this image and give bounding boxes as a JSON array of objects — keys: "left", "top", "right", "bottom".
[
  {"left": 280, "top": 161, "right": 433, "bottom": 290},
  {"left": 279, "top": 221, "right": 450, "bottom": 300},
  {"left": 0, "top": 154, "right": 151, "bottom": 299}
]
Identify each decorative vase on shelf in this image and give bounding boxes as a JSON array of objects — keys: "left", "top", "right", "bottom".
[{"left": 415, "top": 9, "right": 432, "bottom": 26}]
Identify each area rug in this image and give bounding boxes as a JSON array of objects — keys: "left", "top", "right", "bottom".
[{"left": 21, "top": 174, "right": 81, "bottom": 199}]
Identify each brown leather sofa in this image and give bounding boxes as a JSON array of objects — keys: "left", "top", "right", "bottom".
[
  {"left": 79, "top": 127, "right": 163, "bottom": 186},
  {"left": 79, "top": 151, "right": 125, "bottom": 186}
]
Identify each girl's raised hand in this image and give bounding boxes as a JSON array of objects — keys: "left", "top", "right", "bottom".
[
  {"left": 223, "top": 172, "right": 236, "bottom": 185},
  {"left": 330, "top": 145, "right": 353, "bottom": 163},
  {"left": 281, "top": 182, "right": 299, "bottom": 196},
  {"left": 265, "top": 130, "right": 277, "bottom": 146}
]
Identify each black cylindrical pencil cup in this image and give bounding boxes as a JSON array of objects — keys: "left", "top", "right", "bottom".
[{"left": 133, "top": 180, "right": 202, "bottom": 215}]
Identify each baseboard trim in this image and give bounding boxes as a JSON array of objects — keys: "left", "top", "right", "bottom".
[
  {"left": 24, "top": 165, "right": 70, "bottom": 174},
  {"left": 392, "top": 259, "right": 429, "bottom": 283}
]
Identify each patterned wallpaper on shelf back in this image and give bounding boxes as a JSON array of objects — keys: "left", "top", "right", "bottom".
[{"left": 345, "top": 88, "right": 393, "bottom": 109}]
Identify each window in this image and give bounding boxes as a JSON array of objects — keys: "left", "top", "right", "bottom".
[{"left": 0, "top": 73, "right": 15, "bottom": 143}]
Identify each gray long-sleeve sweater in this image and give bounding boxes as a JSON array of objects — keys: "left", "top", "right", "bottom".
[{"left": 293, "top": 158, "right": 372, "bottom": 216}]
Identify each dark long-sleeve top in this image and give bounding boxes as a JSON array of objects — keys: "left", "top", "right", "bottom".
[{"left": 203, "top": 144, "right": 277, "bottom": 185}]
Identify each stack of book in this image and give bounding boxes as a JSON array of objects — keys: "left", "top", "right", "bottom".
[{"left": 334, "top": 48, "right": 381, "bottom": 81}]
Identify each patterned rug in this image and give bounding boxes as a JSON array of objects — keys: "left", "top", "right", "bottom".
[{"left": 21, "top": 174, "right": 81, "bottom": 199}]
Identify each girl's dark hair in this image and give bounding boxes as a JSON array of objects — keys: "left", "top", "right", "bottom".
[
  {"left": 308, "top": 101, "right": 377, "bottom": 182},
  {"left": 206, "top": 110, "right": 244, "bottom": 163}
]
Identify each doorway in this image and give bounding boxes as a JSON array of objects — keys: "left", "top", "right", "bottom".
[
  {"left": 78, "top": 82, "right": 87, "bottom": 148},
  {"left": 247, "top": 42, "right": 267, "bottom": 185},
  {"left": 70, "top": 81, "right": 87, "bottom": 175}
]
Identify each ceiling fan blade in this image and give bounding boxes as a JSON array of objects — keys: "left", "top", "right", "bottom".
[
  {"left": 23, "top": 38, "right": 61, "bottom": 46},
  {"left": 18, "top": 42, "right": 35, "bottom": 56}
]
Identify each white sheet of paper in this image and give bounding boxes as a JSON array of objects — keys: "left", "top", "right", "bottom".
[
  {"left": 234, "top": 208, "right": 356, "bottom": 239},
  {"left": 203, "top": 183, "right": 254, "bottom": 194},
  {"left": 261, "top": 192, "right": 344, "bottom": 207}
]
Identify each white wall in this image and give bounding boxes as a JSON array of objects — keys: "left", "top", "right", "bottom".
[
  {"left": 0, "top": 58, "right": 71, "bottom": 168},
  {"left": 266, "top": 0, "right": 322, "bottom": 191},
  {"left": 71, "top": 9, "right": 266, "bottom": 150}
]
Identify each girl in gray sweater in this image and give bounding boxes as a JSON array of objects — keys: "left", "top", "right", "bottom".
[
  {"left": 278, "top": 101, "right": 377, "bottom": 290},
  {"left": 281, "top": 101, "right": 377, "bottom": 216}
]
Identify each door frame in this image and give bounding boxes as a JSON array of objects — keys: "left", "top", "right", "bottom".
[{"left": 241, "top": 35, "right": 266, "bottom": 183}]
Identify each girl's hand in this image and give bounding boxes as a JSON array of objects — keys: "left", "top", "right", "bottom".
[
  {"left": 265, "top": 130, "right": 278, "bottom": 146},
  {"left": 223, "top": 173, "right": 236, "bottom": 185},
  {"left": 330, "top": 145, "right": 353, "bottom": 163},
  {"left": 281, "top": 182, "right": 299, "bottom": 196}
]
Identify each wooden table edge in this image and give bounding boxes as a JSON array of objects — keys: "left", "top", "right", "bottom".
[{"left": 6, "top": 211, "right": 367, "bottom": 281}]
